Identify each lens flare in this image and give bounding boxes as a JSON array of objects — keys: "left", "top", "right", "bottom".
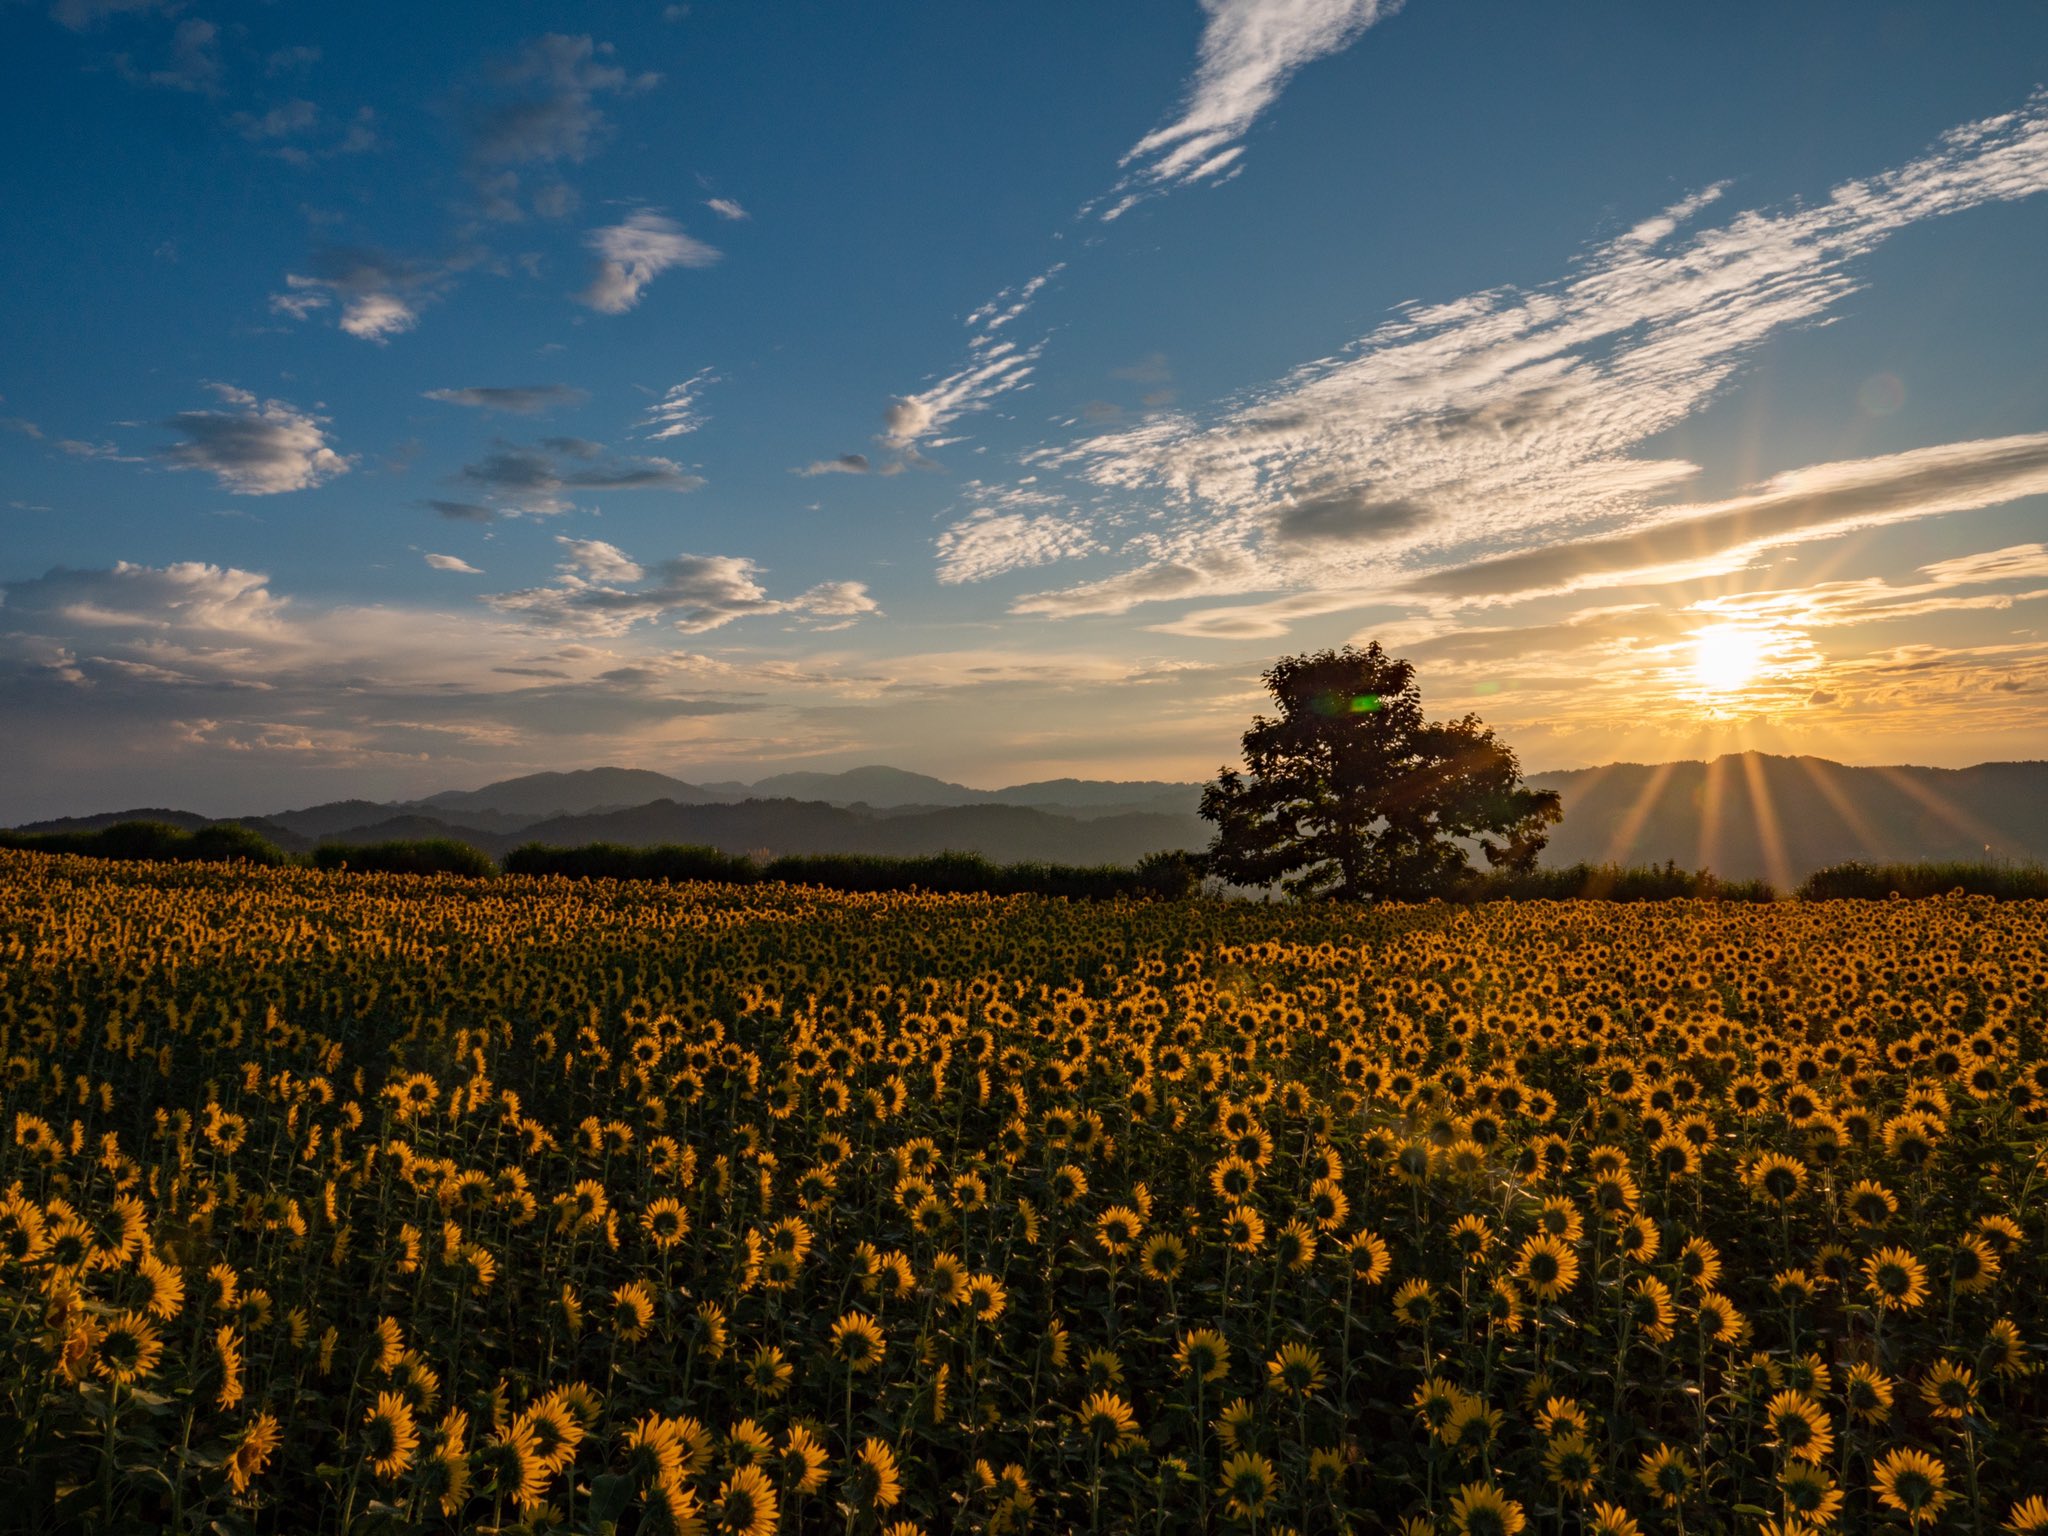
[{"left": 1689, "top": 626, "right": 1765, "bottom": 694}]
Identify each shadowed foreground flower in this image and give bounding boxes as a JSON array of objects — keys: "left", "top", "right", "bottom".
[
  {"left": 1076, "top": 1390, "right": 1141, "bottom": 1454},
  {"left": 225, "top": 1413, "right": 282, "bottom": 1495},
  {"left": 364, "top": 1390, "right": 420, "bottom": 1481},
  {"left": 1451, "top": 1481, "right": 1528, "bottom": 1536},
  {"left": 844, "top": 1437, "right": 902, "bottom": 1512},
  {"left": 1873, "top": 1448, "right": 1952, "bottom": 1526},
  {"left": 1177, "top": 1327, "right": 1230, "bottom": 1383},
  {"left": 1266, "top": 1342, "right": 1326, "bottom": 1399},
  {"left": 1219, "top": 1451, "right": 1275, "bottom": 1521},
  {"left": 713, "top": 1464, "right": 778, "bottom": 1536}
]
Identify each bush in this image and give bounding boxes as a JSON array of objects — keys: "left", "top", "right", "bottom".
[
  {"left": 1459, "top": 860, "right": 1778, "bottom": 903},
  {"left": 312, "top": 839, "right": 497, "bottom": 877},
  {"left": 0, "top": 819, "right": 292, "bottom": 867},
  {"left": 1798, "top": 859, "right": 2048, "bottom": 900},
  {"left": 503, "top": 842, "right": 1197, "bottom": 899},
  {"left": 504, "top": 842, "right": 758, "bottom": 884}
]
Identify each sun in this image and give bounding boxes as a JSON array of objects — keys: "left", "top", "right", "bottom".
[{"left": 1689, "top": 626, "right": 1765, "bottom": 694}]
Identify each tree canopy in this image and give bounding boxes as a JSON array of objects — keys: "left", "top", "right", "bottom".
[{"left": 1199, "top": 643, "right": 1562, "bottom": 900}]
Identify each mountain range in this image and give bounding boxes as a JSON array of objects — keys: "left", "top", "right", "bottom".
[{"left": 12, "top": 756, "right": 2046, "bottom": 885}]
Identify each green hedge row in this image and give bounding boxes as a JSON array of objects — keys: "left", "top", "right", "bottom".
[
  {"left": 1797, "top": 859, "right": 2048, "bottom": 900},
  {"left": 8, "top": 821, "right": 2047, "bottom": 902},
  {"left": 501, "top": 843, "right": 1204, "bottom": 899}
]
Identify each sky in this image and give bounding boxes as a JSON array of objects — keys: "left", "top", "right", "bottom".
[{"left": 3, "top": 0, "right": 2046, "bottom": 819}]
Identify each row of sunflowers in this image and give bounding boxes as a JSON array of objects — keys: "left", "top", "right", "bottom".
[{"left": 1, "top": 848, "right": 2045, "bottom": 1533}]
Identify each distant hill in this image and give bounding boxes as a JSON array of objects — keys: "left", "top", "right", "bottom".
[
  {"left": 1528, "top": 754, "right": 2048, "bottom": 884},
  {"left": 414, "top": 767, "right": 735, "bottom": 818},
  {"left": 517, "top": 798, "right": 1210, "bottom": 866},
  {"left": 10, "top": 754, "right": 2043, "bottom": 886}
]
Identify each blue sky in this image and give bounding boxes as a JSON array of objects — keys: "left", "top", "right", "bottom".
[{"left": 3, "top": 0, "right": 2046, "bottom": 817}]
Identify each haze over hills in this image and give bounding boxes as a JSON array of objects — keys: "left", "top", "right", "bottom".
[{"left": 10, "top": 755, "right": 2046, "bottom": 886}]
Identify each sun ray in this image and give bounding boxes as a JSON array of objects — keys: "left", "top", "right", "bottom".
[
  {"left": 1738, "top": 750, "right": 1795, "bottom": 895},
  {"left": 1792, "top": 755, "right": 1890, "bottom": 863},
  {"left": 1602, "top": 758, "right": 1681, "bottom": 870},
  {"left": 1697, "top": 752, "right": 1729, "bottom": 877}
]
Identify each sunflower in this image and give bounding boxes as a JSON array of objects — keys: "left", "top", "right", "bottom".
[
  {"left": 225, "top": 1412, "right": 282, "bottom": 1496},
  {"left": 1872, "top": 1448, "right": 1952, "bottom": 1525},
  {"left": 712, "top": 1465, "right": 778, "bottom": 1536},
  {"left": 1749, "top": 1152, "right": 1807, "bottom": 1204},
  {"left": 93, "top": 1310, "right": 163, "bottom": 1384},
  {"left": 1139, "top": 1232, "right": 1187, "bottom": 1283},
  {"left": 1223, "top": 1204, "right": 1266, "bottom": 1253},
  {"left": 1844, "top": 1362, "right": 1895, "bottom": 1426},
  {"left": 612, "top": 1281, "right": 656, "bottom": 1343},
  {"left": 642, "top": 1197, "right": 690, "bottom": 1249},
  {"left": 1919, "top": 1359, "right": 1978, "bottom": 1420},
  {"left": 776, "top": 1424, "right": 830, "bottom": 1495},
  {"left": 1587, "top": 1502, "right": 1644, "bottom": 1536},
  {"left": 844, "top": 1437, "right": 902, "bottom": 1512},
  {"left": 1394, "top": 1277, "right": 1438, "bottom": 1327},
  {"left": 1864, "top": 1247, "right": 1930, "bottom": 1312},
  {"left": 1779, "top": 1464, "right": 1843, "bottom": 1528},
  {"left": 1953, "top": 1236, "right": 2001, "bottom": 1294},
  {"left": 1348, "top": 1229, "right": 1393, "bottom": 1284},
  {"left": 482, "top": 1417, "right": 548, "bottom": 1508},
  {"left": 1218, "top": 1452, "right": 1276, "bottom": 1521},
  {"left": 745, "top": 1345, "right": 794, "bottom": 1399},
  {"left": 1543, "top": 1432, "right": 1600, "bottom": 1497},
  {"left": 1764, "top": 1391, "right": 1835, "bottom": 1464},
  {"left": 1439, "top": 1482, "right": 1524, "bottom": 1536},
  {"left": 623, "top": 1416, "right": 687, "bottom": 1488},
  {"left": 1178, "top": 1328, "right": 1230, "bottom": 1384},
  {"left": 1637, "top": 1445, "right": 1694, "bottom": 1506},
  {"left": 1075, "top": 1390, "right": 1141, "bottom": 1454},
  {"left": 1095, "top": 1205, "right": 1144, "bottom": 1256},
  {"left": 830, "top": 1311, "right": 886, "bottom": 1372},
  {"left": 2008, "top": 1496, "right": 2048, "bottom": 1534},
  {"left": 1515, "top": 1233, "right": 1579, "bottom": 1301},
  {"left": 641, "top": 1472, "right": 706, "bottom": 1536},
  {"left": 1266, "top": 1342, "right": 1326, "bottom": 1399},
  {"left": 364, "top": 1390, "right": 421, "bottom": 1481}
]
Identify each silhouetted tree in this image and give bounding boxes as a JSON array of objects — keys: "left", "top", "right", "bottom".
[{"left": 1200, "top": 643, "right": 1562, "bottom": 900}]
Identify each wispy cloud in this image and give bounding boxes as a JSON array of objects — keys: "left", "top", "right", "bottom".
[
  {"left": 160, "top": 385, "right": 349, "bottom": 495},
  {"left": 1104, "top": 0, "right": 1402, "bottom": 218},
  {"left": 578, "top": 211, "right": 719, "bottom": 313},
  {"left": 454, "top": 437, "right": 704, "bottom": 516},
  {"left": 704, "top": 197, "right": 749, "bottom": 221},
  {"left": 1010, "top": 91, "right": 2048, "bottom": 621},
  {"left": 425, "top": 384, "right": 587, "bottom": 415},
  {"left": 424, "top": 553, "right": 484, "bottom": 574},
  {"left": 639, "top": 368, "right": 718, "bottom": 439}
]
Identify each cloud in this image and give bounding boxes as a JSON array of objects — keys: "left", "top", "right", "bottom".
[
  {"left": 797, "top": 454, "right": 871, "bottom": 477},
  {"left": 639, "top": 368, "right": 717, "bottom": 439},
  {"left": 119, "top": 17, "right": 221, "bottom": 95},
  {"left": 0, "top": 560, "right": 287, "bottom": 636},
  {"left": 49, "top": 0, "right": 164, "bottom": 28},
  {"left": 1011, "top": 549, "right": 1261, "bottom": 618},
  {"left": 556, "top": 538, "right": 643, "bottom": 583},
  {"left": 426, "top": 499, "right": 498, "bottom": 523},
  {"left": 1109, "top": 0, "right": 1401, "bottom": 212},
  {"left": 160, "top": 388, "right": 349, "bottom": 495},
  {"left": 424, "top": 384, "right": 586, "bottom": 415},
  {"left": 453, "top": 438, "right": 704, "bottom": 514},
  {"left": 1014, "top": 91, "right": 2048, "bottom": 621},
  {"left": 1405, "top": 434, "right": 2048, "bottom": 606},
  {"left": 486, "top": 542, "right": 874, "bottom": 636},
  {"left": 882, "top": 335, "right": 1045, "bottom": 452},
  {"left": 467, "top": 34, "right": 655, "bottom": 166},
  {"left": 273, "top": 247, "right": 446, "bottom": 344},
  {"left": 233, "top": 99, "right": 319, "bottom": 141},
  {"left": 578, "top": 211, "right": 718, "bottom": 313},
  {"left": 704, "top": 197, "right": 749, "bottom": 221},
  {"left": 2, "top": 416, "right": 45, "bottom": 439},
  {"left": 424, "top": 553, "right": 483, "bottom": 574},
  {"left": 935, "top": 486, "right": 1101, "bottom": 584}
]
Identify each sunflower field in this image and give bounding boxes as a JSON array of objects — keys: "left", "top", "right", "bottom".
[{"left": 3, "top": 848, "right": 2047, "bottom": 1536}]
